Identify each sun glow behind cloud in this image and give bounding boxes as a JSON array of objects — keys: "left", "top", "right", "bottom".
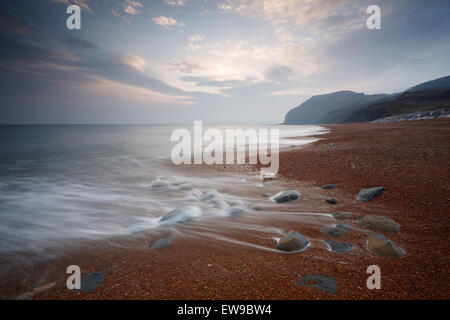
[{"left": 144, "top": 0, "right": 375, "bottom": 97}]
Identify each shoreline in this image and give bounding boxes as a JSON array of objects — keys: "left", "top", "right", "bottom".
[{"left": 2, "top": 119, "right": 449, "bottom": 300}]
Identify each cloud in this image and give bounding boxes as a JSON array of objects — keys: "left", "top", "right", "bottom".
[
  {"left": 217, "top": 0, "right": 365, "bottom": 39},
  {"left": 264, "top": 65, "right": 294, "bottom": 82},
  {"left": 164, "top": 0, "right": 186, "bottom": 7},
  {"left": 187, "top": 33, "right": 204, "bottom": 50},
  {"left": 0, "top": 32, "right": 193, "bottom": 106},
  {"left": 218, "top": 3, "right": 233, "bottom": 11},
  {"left": 167, "top": 61, "right": 206, "bottom": 74},
  {"left": 0, "top": 10, "right": 32, "bottom": 35},
  {"left": 181, "top": 76, "right": 256, "bottom": 88},
  {"left": 62, "top": 34, "right": 99, "bottom": 51},
  {"left": 51, "top": 0, "right": 92, "bottom": 13},
  {"left": 123, "top": 0, "right": 143, "bottom": 15},
  {"left": 152, "top": 16, "right": 186, "bottom": 29},
  {"left": 269, "top": 89, "right": 305, "bottom": 96},
  {"left": 165, "top": 37, "right": 321, "bottom": 94},
  {"left": 79, "top": 76, "right": 194, "bottom": 105},
  {"left": 189, "top": 34, "right": 204, "bottom": 42},
  {"left": 121, "top": 55, "right": 147, "bottom": 72}
]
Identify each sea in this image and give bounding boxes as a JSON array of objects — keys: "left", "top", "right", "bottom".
[{"left": 0, "top": 124, "right": 328, "bottom": 268}]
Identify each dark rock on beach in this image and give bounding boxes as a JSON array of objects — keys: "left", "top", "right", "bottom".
[
  {"left": 321, "top": 224, "right": 350, "bottom": 237},
  {"left": 357, "top": 187, "right": 386, "bottom": 202},
  {"left": 160, "top": 208, "right": 196, "bottom": 225},
  {"left": 297, "top": 275, "right": 338, "bottom": 294},
  {"left": 361, "top": 215, "right": 401, "bottom": 232},
  {"left": 80, "top": 272, "right": 105, "bottom": 292},
  {"left": 321, "top": 184, "right": 337, "bottom": 189},
  {"left": 324, "top": 240, "right": 355, "bottom": 253},
  {"left": 251, "top": 204, "right": 265, "bottom": 211},
  {"left": 200, "top": 192, "right": 218, "bottom": 203},
  {"left": 228, "top": 206, "right": 245, "bottom": 217},
  {"left": 272, "top": 190, "right": 300, "bottom": 203},
  {"left": 277, "top": 232, "right": 309, "bottom": 252},
  {"left": 325, "top": 198, "right": 339, "bottom": 204},
  {"left": 151, "top": 180, "right": 168, "bottom": 188},
  {"left": 150, "top": 236, "right": 174, "bottom": 250},
  {"left": 332, "top": 212, "right": 353, "bottom": 220},
  {"left": 367, "top": 233, "right": 405, "bottom": 258}
]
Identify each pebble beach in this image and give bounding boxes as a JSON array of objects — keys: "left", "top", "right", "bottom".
[{"left": 2, "top": 118, "right": 449, "bottom": 300}]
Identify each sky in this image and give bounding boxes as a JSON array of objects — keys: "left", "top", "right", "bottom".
[{"left": 0, "top": 0, "right": 449, "bottom": 124}]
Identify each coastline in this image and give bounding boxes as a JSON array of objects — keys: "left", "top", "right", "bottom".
[{"left": 3, "top": 119, "right": 449, "bottom": 300}]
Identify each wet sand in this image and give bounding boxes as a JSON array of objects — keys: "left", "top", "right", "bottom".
[{"left": 3, "top": 119, "right": 450, "bottom": 300}]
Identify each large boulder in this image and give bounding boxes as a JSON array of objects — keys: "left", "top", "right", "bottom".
[
  {"left": 367, "top": 233, "right": 405, "bottom": 258},
  {"left": 272, "top": 190, "right": 300, "bottom": 203},
  {"left": 357, "top": 187, "right": 386, "bottom": 202},
  {"left": 277, "top": 232, "right": 309, "bottom": 252},
  {"left": 361, "top": 215, "right": 401, "bottom": 232}
]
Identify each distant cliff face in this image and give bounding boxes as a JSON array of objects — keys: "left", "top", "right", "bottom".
[
  {"left": 283, "top": 75, "right": 450, "bottom": 125},
  {"left": 346, "top": 89, "right": 450, "bottom": 123},
  {"left": 407, "top": 75, "right": 450, "bottom": 92},
  {"left": 283, "top": 91, "right": 392, "bottom": 125}
]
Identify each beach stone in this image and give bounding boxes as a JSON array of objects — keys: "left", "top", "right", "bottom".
[
  {"left": 200, "top": 192, "right": 217, "bottom": 203},
  {"left": 277, "top": 232, "right": 309, "bottom": 252},
  {"left": 272, "top": 190, "right": 300, "bottom": 203},
  {"left": 324, "top": 240, "right": 355, "bottom": 254},
  {"left": 357, "top": 187, "right": 386, "bottom": 202},
  {"left": 325, "top": 198, "right": 339, "bottom": 204},
  {"left": 177, "top": 183, "right": 193, "bottom": 191},
  {"left": 321, "top": 184, "right": 337, "bottom": 189},
  {"left": 367, "top": 233, "right": 405, "bottom": 258},
  {"left": 361, "top": 215, "right": 401, "bottom": 232},
  {"left": 332, "top": 212, "right": 353, "bottom": 220},
  {"left": 297, "top": 275, "right": 337, "bottom": 294},
  {"left": 150, "top": 236, "right": 173, "bottom": 250},
  {"left": 262, "top": 193, "right": 270, "bottom": 198},
  {"left": 151, "top": 180, "right": 168, "bottom": 188},
  {"left": 321, "top": 224, "right": 351, "bottom": 237},
  {"left": 252, "top": 204, "right": 266, "bottom": 211},
  {"left": 228, "top": 206, "right": 245, "bottom": 217},
  {"left": 80, "top": 272, "right": 105, "bottom": 292},
  {"left": 160, "top": 208, "right": 195, "bottom": 225}
]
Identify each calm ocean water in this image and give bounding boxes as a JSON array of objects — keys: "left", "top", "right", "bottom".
[{"left": 0, "top": 124, "right": 327, "bottom": 258}]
